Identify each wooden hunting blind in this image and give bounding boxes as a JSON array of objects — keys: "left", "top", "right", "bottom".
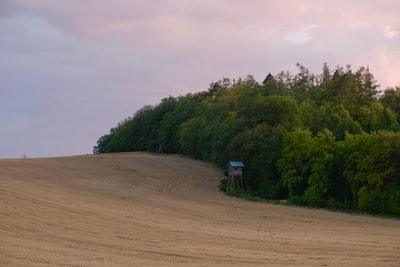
[{"left": 228, "top": 161, "right": 244, "bottom": 189}]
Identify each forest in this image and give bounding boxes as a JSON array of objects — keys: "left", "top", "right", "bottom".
[{"left": 94, "top": 64, "right": 400, "bottom": 216}]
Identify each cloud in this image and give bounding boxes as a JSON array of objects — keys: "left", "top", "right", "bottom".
[
  {"left": 384, "top": 25, "right": 399, "bottom": 39},
  {"left": 283, "top": 25, "right": 319, "bottom": 45}
]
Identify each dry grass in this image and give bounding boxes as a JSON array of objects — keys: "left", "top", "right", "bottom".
[{"left": 1, "top": 152, "right": 399, "bottom": 266}]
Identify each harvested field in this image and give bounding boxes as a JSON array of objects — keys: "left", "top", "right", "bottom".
[{"left": 1, "top": 152, "right": 399, "bottom": 266}]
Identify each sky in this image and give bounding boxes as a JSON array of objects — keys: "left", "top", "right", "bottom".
[{"left": 1, "top": 0, "right": 399, "bottom": 158}]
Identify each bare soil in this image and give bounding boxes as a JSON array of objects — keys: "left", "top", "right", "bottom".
[{"left": 1, "top": 152, "right": 399, "bottom": 266}]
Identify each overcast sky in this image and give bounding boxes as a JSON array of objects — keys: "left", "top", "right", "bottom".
[{"left": 1, "top": 0, "right": 399, "bottom": 158}]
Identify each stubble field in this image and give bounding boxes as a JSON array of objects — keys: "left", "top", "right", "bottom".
[{"left": 1, "top": 152, "right": 399, "bottom": 266}]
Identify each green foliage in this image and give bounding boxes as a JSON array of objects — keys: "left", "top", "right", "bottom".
[
  {"left": 278, "top": 128, "right": 312, "bottom": 196},
  {"left": 94, "top": 64, "right": 400, "bottom": 216},
  {"left": 380, "top": 86, "right": 400, "bottom": 128},
  {"left": 218, "top": 178, "right": 228, "bottom": 192},
  {"left": 343, "top": 131, "right": 400, "bottom": 213},
  {"left": 304, "top": 129, "right": 336, "bottom": 206}
]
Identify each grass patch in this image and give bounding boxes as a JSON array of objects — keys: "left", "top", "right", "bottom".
[{"left": 114, "top": 165, "right": 139, "bottom": 174}]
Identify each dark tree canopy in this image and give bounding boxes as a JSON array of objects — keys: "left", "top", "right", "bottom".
[{"left": 95, "top": 64, "right": 400, "bottom": 216}]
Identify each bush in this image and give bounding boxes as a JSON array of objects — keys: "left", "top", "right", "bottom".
[{"left": 218, "top": 178, "right": 228, "bottom": 192}]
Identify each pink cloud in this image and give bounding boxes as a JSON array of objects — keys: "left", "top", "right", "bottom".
[{"left": 5, "top": 1, "right": 399, "bottom": 84}]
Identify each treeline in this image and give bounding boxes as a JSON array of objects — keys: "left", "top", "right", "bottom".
[{"left": 94, "top": 64, "right": 400, "bottom": 216}]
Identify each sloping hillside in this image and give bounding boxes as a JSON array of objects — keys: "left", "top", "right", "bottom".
[{"left": 1, "top": 152, "right": 399, "bottom": 266}]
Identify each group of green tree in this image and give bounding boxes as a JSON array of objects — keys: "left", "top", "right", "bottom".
[{"left": 94, "top": 64, "right": 400, "bottom": 216}]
